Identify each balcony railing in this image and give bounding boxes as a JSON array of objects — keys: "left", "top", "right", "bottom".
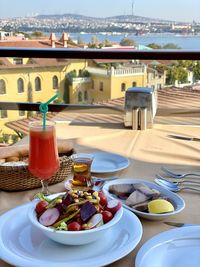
[
  {"left": 1, "top": 47, "right": 200, "bottom": 114},
  {"left": 1, "top": 47, "right": 200, "bottom": 59}
]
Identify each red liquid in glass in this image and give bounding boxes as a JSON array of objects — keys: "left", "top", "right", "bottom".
[{"left": 28, "top": 125, "right": 60, "bottom": 180}]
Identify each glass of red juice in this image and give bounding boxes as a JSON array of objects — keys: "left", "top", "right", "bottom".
[{"left": 28, "top": 120, "right": 60, "bottom": 195}]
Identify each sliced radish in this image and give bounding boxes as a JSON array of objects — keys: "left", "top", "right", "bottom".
[
  {"left": 106, "top": 199, "right": 122, "bottom": 215},
  {"left": 86, "top": 213, "right": 103, "bottom": 229},
  {"left": 39, "top": 208, "right": 60, "bottom": 226}
]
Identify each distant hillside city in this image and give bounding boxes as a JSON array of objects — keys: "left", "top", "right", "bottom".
[{"left": 0, "top": 13, "right": 200, "bottom": 35}]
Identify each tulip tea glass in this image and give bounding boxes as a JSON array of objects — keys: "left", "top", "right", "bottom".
[
  {"left": 71, "top": 153, "right": 94, "bottom": 188},
  {"left": 28, "top": 121, "right": 60, "bottom": 195}
]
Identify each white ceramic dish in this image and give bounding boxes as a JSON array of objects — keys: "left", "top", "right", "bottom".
[
  {"left": 0, "top": 202, "right": 142, "bottom": 267},
  {"left": 136, "top": 225, "right": 200, "bottom": 267},
  {"left": 91, "top": 152, "right": 129, "bottom": 173},
  {"left": 28, "top": 193, "right": 123, "bottom": 245},
  {"left": 103, "top": 179, "right": 185, "bottom": 221}
]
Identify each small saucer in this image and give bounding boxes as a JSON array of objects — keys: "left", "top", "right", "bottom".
[{"left": 65, "top": 179, "right": 91, "bottom": 191}]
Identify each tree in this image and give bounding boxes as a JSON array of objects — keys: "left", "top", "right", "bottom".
[
  {"left": 104, "top": 39, "right": 112, "bottom": 47},
  {"left": 120, "top": 38, "right": 136, "bottom": 46},
  {"left": 177, "top": 60, "right": 194, "bottom": 68},
  {"left": 193, "top": 61, "right": 200, "bottom": 80},
  {"left": 147, "top": 43, "right": 181, "bottom": 50},
  {"left": 166, "top": 66, "right": 188, "bottom": 85},
  {"left": 147, "top": 43, "right": 162, "bottom": 49},
  {"left": 162, "top": 43, "right": 180, "bottom": 49},
  {"left": 88, "top": 43, "right": 98, "bottom": 48},
  {"left": 31, "top": 31, "right": 46, "bottom": 38}
]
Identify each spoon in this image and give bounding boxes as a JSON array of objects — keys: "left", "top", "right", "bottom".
[{"left": 154, "top": 178, "right": 200, "bottom": 192}]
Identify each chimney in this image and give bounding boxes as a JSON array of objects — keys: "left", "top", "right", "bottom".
[
  {"left": 49, "top": 33, "right": 56, "bottom": 48},
  {"left": 61, "top": 32, "right": 69, "bottom": 48}
]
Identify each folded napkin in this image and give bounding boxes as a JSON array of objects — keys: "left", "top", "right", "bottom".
[{"left": 0, "top": 139, "right": 73, "bottom": 162}]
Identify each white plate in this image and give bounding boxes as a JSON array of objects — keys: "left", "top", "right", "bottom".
[
  {"left": 0, "top": 202, "right": 142, "bottom": 267},
  {"left": 103, "top": 179, "right": 185, "bottom": 220},
  {"left": 136, "top": 225, "right": 200, "bottom": 267},
  {"left": 91, "top": 152, "right": 129, "bottom": 173}
]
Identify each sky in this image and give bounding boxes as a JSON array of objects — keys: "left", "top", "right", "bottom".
[{"left": 0, "top": 0, "right": 200, "bottom": 22}]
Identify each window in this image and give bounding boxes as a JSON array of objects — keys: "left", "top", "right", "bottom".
[
  {"left": 99, "top": 82, "right": 103, "bottom": 91},
  {"left": 78, "top": 91, "right": 83, "bottom": 102},
  {"left": 19, "top": 110, "right": 25, "bottom": 116},
  {"left": 91, "top": 80, "right": 94, "bottom": 89},
  {"left": 0, "top": 79, "right": 6, "bottom": 94},
  {"left": 17, "top": 78, "right": 24, "bottom": 93},
  {"left": 52, "top": 75, "right": 58, "bottom": 89},
  {"left": 13, "top": 58, "right": 23, "bottom": 65},
  {"left": 132, "top": 82, "right": 137, "bottom": 87},
  {"left": 121, "top": 83, "right": 126, "bottom": 92},
  {"left": 35, "top": 77, "right": 41, "bottom": 91},
  {"left": 84, "top": 90, "right": 88, "bottom": 101},
  {"left": 0, "top": 110, "right": 8, "bottom": 119}
]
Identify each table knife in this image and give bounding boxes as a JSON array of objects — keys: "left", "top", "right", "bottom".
[
  {"left": 164, "top": 221, "right": 195, "bottom": 227},
  {"left": 168, "top": 135, "right": 200, "bottom": 142}
]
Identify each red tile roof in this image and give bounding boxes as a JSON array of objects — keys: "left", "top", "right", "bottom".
[{"left": 0, "top": 37, "right": 80, "bottom": 49}]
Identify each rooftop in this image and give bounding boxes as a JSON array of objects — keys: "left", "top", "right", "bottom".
[{"left": 5, "top": 87, "right": 200, "bottom": 135}]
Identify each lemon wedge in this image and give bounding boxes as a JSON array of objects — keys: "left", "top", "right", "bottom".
[
  {"left": 148, "top": 199, "right": 174, "bottom": 214},
  {"left": 74, "top": 164, "right": 88, "bottom": 173}
]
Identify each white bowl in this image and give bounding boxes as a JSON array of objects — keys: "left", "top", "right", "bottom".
[
  {"left": 103, "top": 179, "right": 185, "bottom": 221},
  {"left": 28, "top": 196, "right": 123, "bottom": 245}
]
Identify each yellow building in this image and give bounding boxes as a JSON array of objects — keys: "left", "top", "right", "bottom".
[
  {"left": 67, "top": 59, "right": 149, "bottom": 104},
  {"left": 86, "top": 59, "right": 147, "bottom": 103},
  {"left": 0, "top": 58, "right": 151, "bottom": 137},
  {"left": 0, "top": 57, "right": 88, "bottom": 136}
]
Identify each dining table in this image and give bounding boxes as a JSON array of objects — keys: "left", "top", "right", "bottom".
[{"left": 1, "top": 121, "right": 200, "bottom": 267}]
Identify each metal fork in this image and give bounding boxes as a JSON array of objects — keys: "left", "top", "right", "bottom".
[
  {"left": 155, "top": 178, "right": 200, "bottom": 192},
  {"left": 92, "top": 176, "right": 118, "bottom": 191},
  {"left": 156, "top": 174, "right": 200, "bottom": 186},
  {"left": 161, "top": 166, "right": 200, "bottom": 179}
]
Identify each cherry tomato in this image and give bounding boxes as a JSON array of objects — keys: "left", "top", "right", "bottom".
[
  {"left": 68, "top": 221, "right": 81, "bottom": 231},
  {"left": 35, "top": 201, "right": 48, "bottom": 214},
  {"left": 102, "top": 210, "right": 113, "bottom": 223},
  {"left": 98, "top": 192, "right": 107, "bottom": 207}
]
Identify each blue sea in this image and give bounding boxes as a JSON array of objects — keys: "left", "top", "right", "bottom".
[{"left": 61, "top": 33, "right": 200, "bottom": 50}]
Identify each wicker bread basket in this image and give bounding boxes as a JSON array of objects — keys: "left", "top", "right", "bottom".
[{"left": 0, "top": 155, "right": 73, "bottom": 191}]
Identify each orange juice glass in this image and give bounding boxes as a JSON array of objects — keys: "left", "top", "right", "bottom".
[{"left": 28, "top": 121, "right": 60, "bottom": 195}]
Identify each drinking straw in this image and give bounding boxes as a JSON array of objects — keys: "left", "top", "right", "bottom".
[{"left": 39, "top": 92, "right": 60, "bottom": 130}]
